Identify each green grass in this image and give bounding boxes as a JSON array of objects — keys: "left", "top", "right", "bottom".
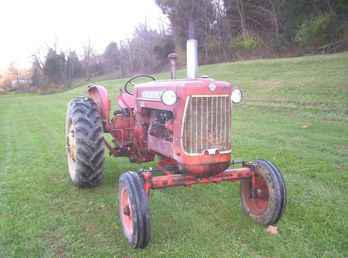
[{"left": 1, "top": 52, "right": 348, "bottom": 257}]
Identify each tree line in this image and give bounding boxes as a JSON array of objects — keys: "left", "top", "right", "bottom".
[
  {"left": 29, "top": 24, "right": 175, "bottom": 90},
  {"left": 156, "top": 0, "right": 347, "bottom": 63},
  {"left": 24, "top": 0, "right": 347, "bottom": 90}
]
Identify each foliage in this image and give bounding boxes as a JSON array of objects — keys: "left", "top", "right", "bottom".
[
  {"left": 103, "top": 42, "right": 120, "bottom": 73},
  {"left": 30, "top": 26, "right": 174, "bottom": 90},
  {"left": 153, "top": 36, "right": 176, "bottom": 66},
  {"left": 31, "top": 58, "right": 43, "bottom": 87},
  {"left": 118, "top": 25, "right": 175, "bottom": 76},
  {"left": 295, "top": 13, "right": 338, "bottom": 48},
  {"left": 232, "top": 34, "right": 261, "bottom": 50},
  {"left": 43, "top": 49, "right": 66, "bottom": 86},
  {"left": 156, "top": 0, "right": 217, "bottom": 63},
  {"left": 156, "top": 0, "right": 346, "bottom": 61},
  {"left": 65, "top": 51, "right": 82, "bottom": 87},
  {"left": 25, "top": 0, "right": 347, "bottom": 90},
  {"left": 156, "top": 0, "right": 215, "bottom": 46}
]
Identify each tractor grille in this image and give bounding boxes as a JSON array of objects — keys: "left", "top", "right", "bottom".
[{"left": 182, "top": 95, "right": 231, "bottom": 154}]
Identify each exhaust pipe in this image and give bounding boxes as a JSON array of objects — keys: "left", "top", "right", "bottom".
[{"left": 187, "top": 20, "right": 198, "bottom": 79}]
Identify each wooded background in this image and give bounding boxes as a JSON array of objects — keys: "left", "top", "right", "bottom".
[{"left": 2, "top": 0, "right": 347, "bottom": 91}]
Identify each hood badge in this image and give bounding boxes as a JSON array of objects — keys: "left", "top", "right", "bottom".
[{"left": 208, "top": 82, "right": 216, "bottom": 92}]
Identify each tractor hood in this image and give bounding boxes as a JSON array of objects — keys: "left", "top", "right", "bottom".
[{"left": 134, "top": 78, "right": 232, "bottom": 112}]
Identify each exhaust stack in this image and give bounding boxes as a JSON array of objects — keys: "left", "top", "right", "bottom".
[{"left": 187, "top": 21, "right": 198, "bottom": 79}]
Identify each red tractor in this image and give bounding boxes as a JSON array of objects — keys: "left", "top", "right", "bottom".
[{"left": 65, "top": 38, "right": 286, "bottom": 249}]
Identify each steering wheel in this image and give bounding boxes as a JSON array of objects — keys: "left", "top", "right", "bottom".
[{"left": 123, "top": 74, "right": 157, "bottom": 95}]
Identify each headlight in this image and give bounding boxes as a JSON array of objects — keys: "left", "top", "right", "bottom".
[
  {"left": 231, "top": 89, "right": 242, "bottom": 104},
  {"left": 161, "top": 90, "right": 177, "bottom": 105}
]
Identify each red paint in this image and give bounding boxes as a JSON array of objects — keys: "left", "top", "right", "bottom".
[
  {"left": 89, "top": 78, "right": 238, "bottom": 177},
  {"left": 140, "top": 167, "right": 252, "bottom": 191},
  {"left": 242, "top": 172, "right": 269, "bottom": 215},
  {"left": 120, "top": 186, "right": 133, "bottom": 236},
  {"left": 117, "top": 93, "right": 136, "bottom": 109},
  {"left": 135, "top": 79, "right": 233, "bottom": 176},
  {"left": 87, "top": 85, "right": 111, "bottom": 127},
  {"left": 110, "top": 113, "right": 133, "bottom": 147}
]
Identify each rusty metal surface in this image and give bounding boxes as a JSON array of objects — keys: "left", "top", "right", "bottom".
[
  {"left": 141, "top": 166, "right": 252, "bottom": 192},
  {"left": 87, "top": 85, "right": 111, "bottom": 125},
  {"left": 90, "top": 78, "right": 236, "bottom": 176}
]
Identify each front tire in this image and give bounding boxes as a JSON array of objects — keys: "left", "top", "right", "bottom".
[
  {"left": 118, "top": 171, "right": 151, "bottom": 249},
  {"left": 240, "top": 160, "right": 287, "bottom": 225},
  {"left": 65, "top": 97, "right": 104, "bottom": 187}
]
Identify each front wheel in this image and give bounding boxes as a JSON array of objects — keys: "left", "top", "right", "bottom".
[
  {"left": 118, "top": 171, "right": 151, "bottom": 249},
  {"left": 240, "top": 160, "right": 287, "bottom": 225}
]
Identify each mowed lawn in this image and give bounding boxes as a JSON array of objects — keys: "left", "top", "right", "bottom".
[{"left": 0, "top": 52, "right": 347, "bottom": 257}]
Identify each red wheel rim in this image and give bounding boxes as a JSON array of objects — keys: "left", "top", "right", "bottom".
[
  {"left": 243, "top": 174, "right": 269, "bottom": 215},
  {"left": 120, "top": 186, "right": 133, "bottom": 236}
]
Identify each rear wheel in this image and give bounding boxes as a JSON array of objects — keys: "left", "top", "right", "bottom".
[
  {"left": 240, "top": 160, "right": 286, "bottom": 225},
  {"left": 118, "top": 171, "right": 151, "bottom": 249},
  {"left": 65, "top": 97, "right": 104, "bottom": 187}
]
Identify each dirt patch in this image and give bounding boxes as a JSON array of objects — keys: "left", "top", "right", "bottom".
[
  {"left": 336, "top": 84, "right": 348, "bottom": 90},
  {"left": 336, "top": 144, "right": 348, "bottom": 155},
  {"left": 44, "top": 230, "right": 66, "bottom": 257},
  {"left": 86, "top": 223, "right": 97, "bottom": 234}
]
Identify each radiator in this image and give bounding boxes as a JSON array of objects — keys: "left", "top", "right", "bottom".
[{"left": 182, "top": 95, "right": 231, "bottom": 154}]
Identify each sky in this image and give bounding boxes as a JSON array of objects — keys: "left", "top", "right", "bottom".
[{"left": 0, "top": 0, "right": 166, "bottom": 72}]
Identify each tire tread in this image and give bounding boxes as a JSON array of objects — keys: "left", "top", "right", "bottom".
[{"left": 66, "top": 97, "right": 104, "bottom": 188}]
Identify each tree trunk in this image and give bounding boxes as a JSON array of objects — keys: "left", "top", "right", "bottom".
[{"left": 237, "top": 0, "right": 248, "bottom": 37}]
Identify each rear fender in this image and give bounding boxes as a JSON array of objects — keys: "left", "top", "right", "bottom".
[{"left": 87, "top": 85, "right": 110, "bottom": 124}]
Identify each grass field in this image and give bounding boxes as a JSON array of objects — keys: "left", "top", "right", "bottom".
[{"left": 0, "top": 52, "right": 347, "bottom": 257}]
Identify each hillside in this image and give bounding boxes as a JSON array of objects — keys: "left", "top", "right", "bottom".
[{"left": 0, "top": 52, "right": 347, "bottom": 257}]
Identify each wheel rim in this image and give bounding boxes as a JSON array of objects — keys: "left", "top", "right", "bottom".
[
  {"left": 66, "top": 121, "right": 77, "bottom": 180},
  {"left": 242, "top": 173, "right": 269, "bottom": 215},
  {"left": 120, "top": 186, "right": 133, "bottom": 236},
  {"left": 67, "top": 122, "right": 77, "bottom": 161}
]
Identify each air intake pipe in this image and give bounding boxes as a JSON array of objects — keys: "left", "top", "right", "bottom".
[{"left": 168, "top": 53, "right": 177, "bottom": 80}]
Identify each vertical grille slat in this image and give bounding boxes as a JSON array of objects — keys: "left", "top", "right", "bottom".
[{"left": 183, "top": 95, "right": 231, "bottom": 154}]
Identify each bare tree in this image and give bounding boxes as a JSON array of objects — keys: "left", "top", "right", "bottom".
[
  {"left": 236, "top": 0, "right": 248, "bottom": 37},
  {"left": 8, "top": 63, "right": 20, "bottom": 82},
  {"left": 83, "top": 38, "right": 94, "bottom": 81}
]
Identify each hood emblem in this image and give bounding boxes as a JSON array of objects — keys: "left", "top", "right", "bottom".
[{"left": 208, "top": 82, "right": 216, "bottom": 92}]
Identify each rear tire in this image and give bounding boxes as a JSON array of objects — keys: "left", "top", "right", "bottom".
[
  {"left": 65, "top": 97, "right": 104, "bottom": 187},
  {"left": 240, "top": 160, "right": 286, "bottom": 225},
  {"left": 118, "top": 171, "right": 151, "bottom": 249}
]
